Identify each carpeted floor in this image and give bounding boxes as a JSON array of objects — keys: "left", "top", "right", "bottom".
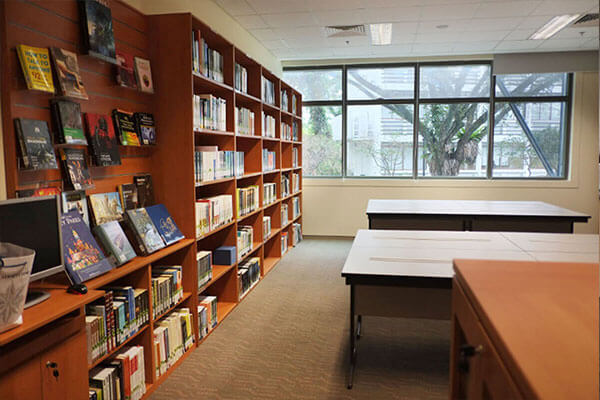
[{"left": 150, "top": 238, "right": 450, "bottom": 399}]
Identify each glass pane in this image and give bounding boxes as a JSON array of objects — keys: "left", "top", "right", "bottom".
[
  {"left": 492, "top": 102, "right": 567, "bottom": 178},
  {"left": 495, "top": 73, "right": 568, "bottom": 97},
  {"left": 347, "top": 105, "right": 414, "bottom": 177},
  {"left": 418, "top": 103, "right": 489, "bottom": 177},
  {"left": 419, "top": 65, "right": 490, "bottom": 99},
  {"left": 283, "top": 69, "right": 342, "bottom": 101},
  {"left": 302, "top": 106, "right": 342, "bottom": 176},
  {"left": 347, "top": 67, "right": 414, "bottom": 100}
]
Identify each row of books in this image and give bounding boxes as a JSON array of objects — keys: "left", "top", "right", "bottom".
[
  {"left": 262, "top": 76, "right": 275, "bottom": 105},
  {"left": 152, "top": 265, "right": 184, "bottom": 319},
  {"left": 195, "top": 195, "right": 234, "bottom": 237},
  {"left": 263, "top": 216, "right": 271, "bottom": 239},
  {"left": 198, "top": 295, "right": 218, "bottom": 334},
  {"left": 237, "top": 185, "right": 260, "bottom": 218},
  {"left": 293, "top": 147, "right": 299, "bottom": 167},
  {"left": 237, "top": 225, "right": 254, "bottom": 258},
  {"left": 85, "top": 287, "right": 149, "bottom": 365},
  {"left": 292, "top": 120, "right": 299, "bottom": 141},
  {"left": 292, "top": 223, "right": 303, "bottom": 246},
  {"left": 281, "top": 204, "right": 289, "bottom": 227},
  {"left": 192, "top": 32, "right": 224, "bottom": 83},
  {"left": 235, "top": 63, "right": 248, "bottom": 93},
  {"left": 281, "top": 231, "right": 288, "bottom": 254},
  {"left": 281, "top": 122, "right": 292, "bottom": 141},
  {"left": 154, "top": 308, "right": 195, "bottom": 379},
  {"left": 194, "top": 147, "right": 244, "bottom": 183},
  {"left": 193, "top": 94, "right": 226, "bottom": 131},
  {"left": 197, "top": 251, "right": 213, "bottom": 289},
  {"left": 89, "top": 346, "right": 146, "bottom": 400},
  {"left": 264, "top": 182, "right": 277, "bottom": 206},
  {"left": 238, "top": 257, "right": 260, "bottom": 299},
  {"left": 263, "top": 149, "right": 276, "bottom": 172},
  {"left": 235, "top": 106, "right": 255, "bottom": 136},
  {"left": 262, "top": 112, "right": 276, "bottom": 138},
  {"left": 293, "top": 196, "right": 301, "bottom": 218}
]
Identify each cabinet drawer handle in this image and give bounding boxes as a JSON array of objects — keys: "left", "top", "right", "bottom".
[{"left": 459, "top": 344, "right": 483, "bottom": 373}]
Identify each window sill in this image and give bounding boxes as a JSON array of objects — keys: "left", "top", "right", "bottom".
[{"left": 303, "top": 177, "right": 579, "bottom": 189}]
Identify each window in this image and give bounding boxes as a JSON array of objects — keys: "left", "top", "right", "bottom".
[{"left": 283, "top": 65, "right": 571, "bottom": 179}]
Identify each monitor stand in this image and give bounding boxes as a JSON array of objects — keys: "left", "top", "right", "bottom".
[{"left": 24, "top": 290, "right": 51, "bottom": 309}]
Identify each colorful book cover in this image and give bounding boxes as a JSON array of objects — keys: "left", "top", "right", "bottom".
[
  {"left": 116, "top": 50, "right": 137, "bottom": 89},
  {"left": 16, "top": 187, "right": 61, "bottom": 198},
  {"left": 14, "top": 118, "right": 58, "bottom": 170},
  {"left": 60, "top": 148, "right": 94, "bottom": 190},
  {"left": 61, "top": 210, "right": 113, "bottom": 284},
  {"left": 146, "top": 204, "right": 184, "bottom": 246},
  {"left": 62, "top": 190, "right": 90, "bottom": 227},
  {"left": 85, "top": 113, "right": 122, "bottom": 166},
  {"left": 112, "top": 109, "right": 140, "bottom": 146},
  {"left": 126, "top": 208, "right": 165, "bottom": 254},
  {"left": 16, "top": 44, "right": 55, "bottom": 93},
  {"left": 118, "top": 183, "right": 137, "bottom": 210},
  {"left": 134, "top": 57, "right": 154, "bottom": 93},
  {"left": 51, "top": 99, "right": 87, "bottom": 144},
  {"left": 50, "top": 47, "right": 89, "bottom": 100},
  {"left": 94, "top": 220, "right": 136, "bottom": 266},
  {"left": 133, "top": 174, "right": 154, "bottom": 207},
  {"left": 79, "top": 0, "right": 117, "bottom": 63},
  {"left": 89, "top": 192, "right": 123, "bottom": 225},
  {"left": 134, "top": 112, "right": 156, "bottom": 145}
]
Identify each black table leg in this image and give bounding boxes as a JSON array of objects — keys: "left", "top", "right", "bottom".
[{"left": 348, "top": 284, "right": 357, "bottom": 389}]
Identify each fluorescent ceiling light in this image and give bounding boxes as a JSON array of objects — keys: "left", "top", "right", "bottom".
[
  {"left": 370, "top": 23, "right": 392, "bottom": 45},
  {"left": 529, "top": 14, "right": 581, "bottom": 40}
]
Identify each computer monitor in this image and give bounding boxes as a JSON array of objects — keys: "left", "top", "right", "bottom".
[{"left": 0, "top": 195, "right": 64, "bottom": 307}]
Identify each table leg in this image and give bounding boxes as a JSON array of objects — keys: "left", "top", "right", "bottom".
[{"left": 348, "top": 284, "right": 357, "bottom": 389}]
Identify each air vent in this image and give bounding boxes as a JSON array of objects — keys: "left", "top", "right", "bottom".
[
  {"left": 324, "top": 25, "right": 366, "bottom": 38},
  {"left": 572, "top": 13, "right": 599, "bottom": 27}
]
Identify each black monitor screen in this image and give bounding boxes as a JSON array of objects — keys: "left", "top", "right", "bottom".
[{"left": 0, "top": 196, "right": 63, "bottom": 280}]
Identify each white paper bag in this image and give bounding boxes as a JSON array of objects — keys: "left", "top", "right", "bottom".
[{"left": 0, "top": 243, "right": 35, "bottom": 333}]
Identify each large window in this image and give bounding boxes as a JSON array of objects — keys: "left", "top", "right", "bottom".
[{"left": 284, "top": 64, "right": 572, "bottom": 179}]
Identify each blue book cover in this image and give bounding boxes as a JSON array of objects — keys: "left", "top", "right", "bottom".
[
  {"left": 146, "top": 204, "right": 184, "bottom": 246},
  {"left": 61, "top": 210, "right": 113, "bottom": 284}
]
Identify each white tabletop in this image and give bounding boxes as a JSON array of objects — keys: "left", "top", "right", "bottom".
[
  {"left": 342, "top": 229, "right": 599, "bottom": 279},
  {"left": 366, "top": 199, "right": 589, "bottom": 218}
]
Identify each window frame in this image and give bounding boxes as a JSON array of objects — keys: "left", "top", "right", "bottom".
[{"left": 283, "top": 62, "right": 573, "bottom": 180}]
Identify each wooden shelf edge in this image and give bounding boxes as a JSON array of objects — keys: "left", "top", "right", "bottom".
[
  {"left": 237, "top": 207, "right": 261, "bottom": 222},
  {"left": 263, "top": 228, "right": 281, "bottom": 243},
  {"left": 195, "top": 177, "right": 235, "bottom": 187},
  {"left": 153, "top": 292, "right": 192, "bottom": 322},
  {"left": 262, "top": 169, "right": 280, "bottom": 175},
  {"left": 198, "top": 263, "right": 237, "bottom": 293},
  {"left": 236, "top": 134, "right": 261, "bottom": 140},
  {"left": 194, "top": 128, "right": 235, "bottom": 137},
  {"left": 193, "top": 72, "right": 234, "bottom": 92},
  {"left": 263, "top": 257, "right": 280, "bottom": 276},
  {"left": 143, "top": 345, "right": 196, "bottom": 399},
  {"left": 238, "top": 243, "right": 262, "bottom": 264},
  {"left": 196, "top": 220, "right": 235, "bottom": 241},
  {"left": 88, "top": 324, "right": 149, "bottom": 370}
]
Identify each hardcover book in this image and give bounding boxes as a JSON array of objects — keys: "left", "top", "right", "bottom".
[
  {"left": 14, "top": 118, "right": 58, "bottom": 170},
  {"left": 62, "top": 190, "right": 90, "bottom": 227},
  {"left": 94, "top": 220, "right": 136, "bottom": 266},
  {"left": 50, "top": 47, "right": 89, "bottom": 100},
  {"left": 61, "top": 210, "right": 113, "bottom": 284},
  {"left": 133, "top": 174, "right": 154, "bottom": 207},
  {"left": 16, "top": 45, "right": 55, "bottom": 93},
  {"left": 79, "top": 0, "right": 117, "bottom": 64},
  {"left": 60, "top": 148, "right": 94, "bottom": 190},
  {"left": 146, "top": 204, "right": 184, "bottom": 246},
  {"left": 134, "top": 112, "right": 156, "bottom": 145},
  {"left": 125, "top": 208, "right": 165, "bottom": 255},
  {"left": 133, "top": 57, "right": 154, "bottom": 93},
  {"left": 89, "top": 192, "right": 123, "bottom": 225},
  {"left": 51, "top": 99, "right": 87, "bottom": 144},
  {"left": 118, "top": 183, "right": 138, "bottom": 210},
  {"left": 112, "top": 109, "right": 140, "bottom": 146},
  {"left": 16, "top": 187, "right": 61, "bottom": 198},
  {"left": 116, "top": 50, "right": 137, "bottom": 89},
  {"left": 85, "top": 113, "right": 121, "bottom": 166}
]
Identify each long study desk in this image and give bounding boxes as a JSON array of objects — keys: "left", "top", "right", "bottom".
[{"left": 340, "top": 229, "right": 599, "bottom": 388}]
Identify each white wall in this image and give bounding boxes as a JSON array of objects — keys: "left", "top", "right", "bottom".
[{"left": 302, "top": 72, "right": 600, "bottom": 235}]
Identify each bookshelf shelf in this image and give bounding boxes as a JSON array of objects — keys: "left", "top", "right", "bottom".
[
  {"left": 237, "top": 207, "right": 262, "bottom": 222},
  {"left": 262, "top": 137, "right": 280, "bottom": 143},
  {"left": 88, "top": 324, "right": 150, "bottom": 370},
  {"left": 238, "top": 243, "right": 261, "bottom": 264},
  {"left": 281, "top": 167, "right": 294, "bottom": 172},
  {"left": 239, "top": 278, "right": 260, "bottom": 301},
  {"left": 196, "top": 220, "right": 236, "bottom": 241},
  {"left": 236, "top": 134, "right": 261, "bottom": 141},
  {"left": 195, "top": 177, "right": 236, "bottom": 187},
  {"left": 193, "top": 72, "right": 234, "bottom": 93},
  {"left": 194, "top": 129, "right": 235, "bottom": 137},
  {"left": 262, "top": 102, "right": 280, "bottom": 113},
  {"left": 199, "top": 263, "right": 237, "bottom": 293},
  {"left": 264, "top": 257, "right": 280, "bottom": 275},
  {"left": 282, "top": 219, "right": 294, "bottom": 230},
  {"left": 264, "top": 228, "right": 281, "bottom": 243},
  {"left": 154, "top": 292, "right": 193, "bottom": 322},
  {"left": 145, "top": 345, "right": 196, "bottom": 398},
  {"left": 237, "top": 171, "right": 262, "bottom": 180},
  {"left": 263, "top": 200, "right": 278, "bottom": 209},
  {"left": 216, "top": 301, "right": 237, "bottom": 322},
  {"left": 263, "top": 169, "right": 280, "bottom": 175},
  {"left": 235, "top": 90, "right": 262, "bottom": 104}
]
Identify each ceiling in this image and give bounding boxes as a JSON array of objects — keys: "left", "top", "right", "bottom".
[{"left": 212, "top": 0, "right": 599, "bottom": 61}]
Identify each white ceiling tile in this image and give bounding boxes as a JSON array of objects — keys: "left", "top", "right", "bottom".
[
  {"left": 324, "top": 36, "right": 370, "bottom": 47},
  {"left": 538, "top": 37, "right": 590, "bottom": 49},
  {"left": 332, "top": 45, "right": 374, "bottom": 56},
  {"left": 412, "top": 42, "right": 457, "bottom": 54},
  {"left": 456, "top": 30, "right": 511, "bottom": 41},
  {"left": 463, "top": 17, "right": 525, "bottom": 31},
  {"left": 284, "top": 37, "right": 329, "bottom": 48},
  {"left": 474, "top": 1, "right": 541, "bottom": 18},
  {"left": 420, "top": 4, "right": 478, "bottom": 21},
  {"left": 370, "top": 44, "right": 413, "bottom": 55},
  {"left": 306, "top": 0, "right": 364, "bottom": 10},
  {"left": 518, "top": 15, "right": 555, "bottom": 28},
  {"left": 248, "top": 28, "right": 279, "bottom": 41},
  {"left": 361, "top": 6, "right": 422, "bottom": 23},
  {"left": 357, "top": 0, "right": 423, "bottom": 8},
  {"left": 504, "top": 29, "right": 537, "bottom": 40},
  {"left": 235, "top": 15, "right": 268, "bottom": 29},
  {"left": 530, "top": 0, "right": 598, "bottom": 16},
  {"left": 581, "top": 38, "right": 600, "bottom": 49},
  {"left": 553, "top": 26, "right": 599, "bottom": 39},
  {"left": 495, "top": 40, "right": 542, "bottom": 51},
  {"left": 312, "top": 10, "right": 365, "bottom": 26},
  {"left": 416, "top": 32, "right": 469, "bottom": 43},
  {"left": 275, "top": 26, "right": 325, "bottom": 39},
  {"left": 215, "top": 0, "right": 256, "bottom": 16},
  {"left": 261, "top": 39, "right": 289, "bottom": 50},
  {"left": 246, "top": 0, "right": 309, "bottom": 14},
  {"left": 453, "top": 40, "right": 500, "bottom": 53},
  {"left": 262, "top": 12, "right": 318, "bottom": 28},
  {"left": 391, "top": 22, "right": 419, "bottom": 35}
]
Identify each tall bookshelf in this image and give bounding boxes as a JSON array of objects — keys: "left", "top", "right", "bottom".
[{"left": 0, "top": 2, "right": 301, "bottom": 399}]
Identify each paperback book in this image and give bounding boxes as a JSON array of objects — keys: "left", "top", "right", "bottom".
[
  {"left": 85, "top": 113, "right": 121, "bottom": 166},
  {"left": 61, "top": 190, "right": 90, "bottom": 227},
  {"left": 118, "top": 183, "right": 138, "bottom": 210},
  {"left": 89, "top": 192, "right": 123, "bottom": 225},
  {"left": 50, "top": 47, "right": 88, "bottom": 100},
  {"left": 14, "top": 118, "right": 58, "bottom": 170},
  {"left": 124, "top": 208, "right": 165, "bottom": 255},
  {"left": 94, "top": 220, "right": 136, "bottom": 266},
  {"left": 134, "top": 57, "right": 154, "bottom": 93},
  {"left": 146, "top": 204, "right": 184, "bottom": 246},
  {"left": 115, "top": 50, "right": 137, "bottom": 89},
  {"left": 16, "top": 44, "right": 55, "bottom": 93},
  {"left": 112, "top": 109, "right": 140, "bottom": 146},
  {"left": 51, "top": 99, "right": 87, "bottom": 144},
  {"left": 79, "top": 0, "right": 117, "bottom": 63},
  {"left": 60, "top": 148, "right": 94, "bottom": 190},
  {"left": 61, "top": 210, "right": 113, "bottom": 284},
  {"left": 134, "top": 112, "right": 156, "bottom": 145},
  {"left": 133, "top": 174, "right": 154, "bottom": 207}
]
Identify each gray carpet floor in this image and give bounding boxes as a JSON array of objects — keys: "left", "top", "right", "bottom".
[{"left": 150, "top": 238, "right": 450, "bottom": 399}]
